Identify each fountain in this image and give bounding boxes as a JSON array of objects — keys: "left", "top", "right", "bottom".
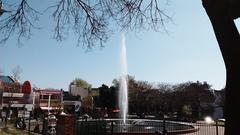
[
  {"left": 119, "top": 33, "right": 128, "bottom": 128},
  {"left": 76, "top": 34, "right": 198, "bottom": 135}
]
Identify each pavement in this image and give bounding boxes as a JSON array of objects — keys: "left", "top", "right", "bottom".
[{"left": 182, "top": 121, "right": 225, "bottom": 135}]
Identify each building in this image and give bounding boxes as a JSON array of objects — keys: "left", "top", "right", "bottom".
[
  {"left": 34, "top": 89, "right": 63, "bottom": 113},
  {"left": 0, "top": 75, "right": 33, "bottom": 117},
  {"left": 62, "top": 91, "right": 81, "bottom": 115},
  {"left": 69, "top": 82, "right": 89, "bottom": 99}
]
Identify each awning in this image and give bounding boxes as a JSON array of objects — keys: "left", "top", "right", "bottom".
[
  {"left": 40, "top": 107, "right": 62, "bottom": 110},
  {"left": 10, "top": 104, "right": 33, "bottom": 111},
  {"left": 11, "top": 104, "right": 25, "bottom": 108}
]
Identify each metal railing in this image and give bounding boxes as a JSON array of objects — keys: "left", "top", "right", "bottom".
[{"left": 75, "top": 118, "right": 225, "bottom": 135}]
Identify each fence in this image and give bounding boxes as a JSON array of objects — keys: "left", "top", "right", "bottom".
[
  {"left": 18, "top": 116, "right": 225, "bottom": 135},
  {"left": 75, "top": 118, "right": 225, "bottom": 135},
  {"left": 76, "top": 119, "right": 107, "bottom": 135},
  {"left": 24, "top": 118, "right": 45, "bottom": 134}
]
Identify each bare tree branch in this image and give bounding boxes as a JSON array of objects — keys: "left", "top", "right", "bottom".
[
  {"left": 101, "top": 0, "right": 171, "bottom": 32},
  {"left": 52, "top": 0, "right": 109, "bottom": 48},
  {"left": 0, "top": 0, "right": 171, "bottom": 48},
  {"left": 0, "top": 0, "right": 39, "bottom": 45},
  {"left": 11, "top": 65, "right": 23, "bottom": 80}
]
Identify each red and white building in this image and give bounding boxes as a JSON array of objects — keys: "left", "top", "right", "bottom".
[
  {"left": 34, "top": 89, "right": 63, "bottom": 112},
  {"left": 0, "top": 75, "right": 63, "bottom": 116},
  {"left": 0, "top": 76, "right": 33, "bottom": 110}
]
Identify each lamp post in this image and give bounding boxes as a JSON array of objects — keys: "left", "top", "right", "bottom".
[
  {"left": 48, "top": 94, "right": 51, "bottom": 115},
  {"left": 32, "top": 91, "right": 35, "bottom": 110}
]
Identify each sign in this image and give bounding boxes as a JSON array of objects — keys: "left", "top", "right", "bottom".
[
  {"left": 2, "top": 82, "right": 21, "bottom": 92},
  {"left": 3, "top": 92, "right": 24, "bottom": 97},
  {"left": 22, "top": 81, "right": 31, "bottom": 94},
  {"left": 11, "top": 104, "right": 25, "bottom": 107}
]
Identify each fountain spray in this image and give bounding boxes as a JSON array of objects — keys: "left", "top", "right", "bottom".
[{"left": 119, "top": 33, "right": 128, "bottom": 125}]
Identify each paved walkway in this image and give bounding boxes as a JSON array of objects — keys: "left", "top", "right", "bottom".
[{"left": 182, "top": 121, "right": 224, "bottom": 135}]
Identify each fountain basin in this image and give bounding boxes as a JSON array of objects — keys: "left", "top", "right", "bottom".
[
  {"left": 76, "top": 118, "right": 198, "bottom": 135},
  {"left": 105, "top": 119, "right": 198, "bottom": 135}
]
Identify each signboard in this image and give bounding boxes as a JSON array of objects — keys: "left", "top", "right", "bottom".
[
  {"left": 2, "top": 92, "right": 32, "bottom": 105},
  {"left": 1, "top": 82, "right": 21, "bottom": 92},
  {"left": 11, "top": 104, "right": 25, "bottom": 107},
  {"left": 3, "top": 92, "right": 24, "bottom": 97},
  {"left": 22, "top": 81, "right": 31, "bottom": 94}
]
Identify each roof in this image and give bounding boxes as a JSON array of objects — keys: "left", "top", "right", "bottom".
[
  {"left": 0, "top": 76, "right": 15, "bottom": 84},
  {"left": 35, "top": 89, "right": 63, "bottom": 94}
]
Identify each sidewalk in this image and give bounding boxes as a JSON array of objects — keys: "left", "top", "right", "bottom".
[
  {"left": 0, "top": 124, "right": 28, "bottom": 135},
  {"left": 0, "top": 120, "right": 41, "bottom": 135}
]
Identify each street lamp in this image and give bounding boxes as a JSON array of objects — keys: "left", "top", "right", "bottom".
[
  {"left": 48, "top": 94, "right": 52, "bottom": 115},
  {"left": 205, "top": 116, "right": 214, "bottom": 124}
]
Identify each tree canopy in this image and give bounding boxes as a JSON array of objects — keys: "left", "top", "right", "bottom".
[
  {"left": 73, "top": 78, "right": 92, "bottom": 90},
  {"left": 0, "top": 0, "right": 171, "bottom": 48}
]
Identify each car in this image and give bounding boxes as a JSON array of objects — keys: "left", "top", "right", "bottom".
[
  {"left": 79, "top": 114, "right": 91, "bottom": 119},
  {"left": 218, "top": 118, "right": 225, "bottom": 122}
]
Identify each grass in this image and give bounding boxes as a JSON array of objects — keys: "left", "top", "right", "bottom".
[{"left": 0, "top": 127, "right": 28, "bottom": 135}]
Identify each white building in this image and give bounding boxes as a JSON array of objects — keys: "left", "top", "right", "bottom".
[{"left": 69, "top": 82, "right": 89, "bottom": 99}]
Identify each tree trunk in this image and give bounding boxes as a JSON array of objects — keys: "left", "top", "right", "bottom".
[{"left": 203, "top": 0, "right": 240, "bottom": 135}]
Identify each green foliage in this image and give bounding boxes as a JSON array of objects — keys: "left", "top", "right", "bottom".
[
  {"left": 1, "top": 127, "right": 28, "bottom": 135},
  {"left": 82, "top": 95, "right": 94, "bottom": 109},
  {"left": 112, "top": 75, "right": 153, "bottom": 91},
  {"left": 112, "top": 78, "right": 119, "bottom": 88},
  {"left": 74, "top": 78, "right": 92, "bottom": 90},
  {"left": 182, "top": 105, "right": 192, "bottom": 116},
  {"left": 128, "top": 80, "right": 219, "bottom": 119}
]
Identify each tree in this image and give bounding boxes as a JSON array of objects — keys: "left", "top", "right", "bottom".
[
  {"left": 82, "top": 95, "right": 93, "bottom": 109},
  {"left": 0, "top": 0, "right": 170, "bottom": 47},
  {"left": 1, "top": 0, "right": 239, "bottom": 134},
  {"left": 113, "top": 75, "right": 153, "bottom": 91},
  {"left": 182, "top": 105, "right": 192, "bottom": 117},
  {"left": 0, "top": 1, "right": 10, "bottom": 16},
  {"left": 73, "top": 78, "right": 92, "bottom": 90},
  {"left": 98, "top": 84, "right": 117, "bottom": 109},
  {"left": 202, "top": 0, "right": 240, "bottom": 134}
]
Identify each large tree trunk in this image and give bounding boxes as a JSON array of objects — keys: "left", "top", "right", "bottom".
[{"left": 202, "top": 0, "right": 240, "bottom": 135}]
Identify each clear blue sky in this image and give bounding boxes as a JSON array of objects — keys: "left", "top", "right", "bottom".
[{"left": 0, "top": 0, "right": 239, "bottom": 90}]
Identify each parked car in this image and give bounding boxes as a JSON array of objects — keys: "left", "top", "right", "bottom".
[{"left": 79, "top": 114, "right": 91, "bottom": 119}]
